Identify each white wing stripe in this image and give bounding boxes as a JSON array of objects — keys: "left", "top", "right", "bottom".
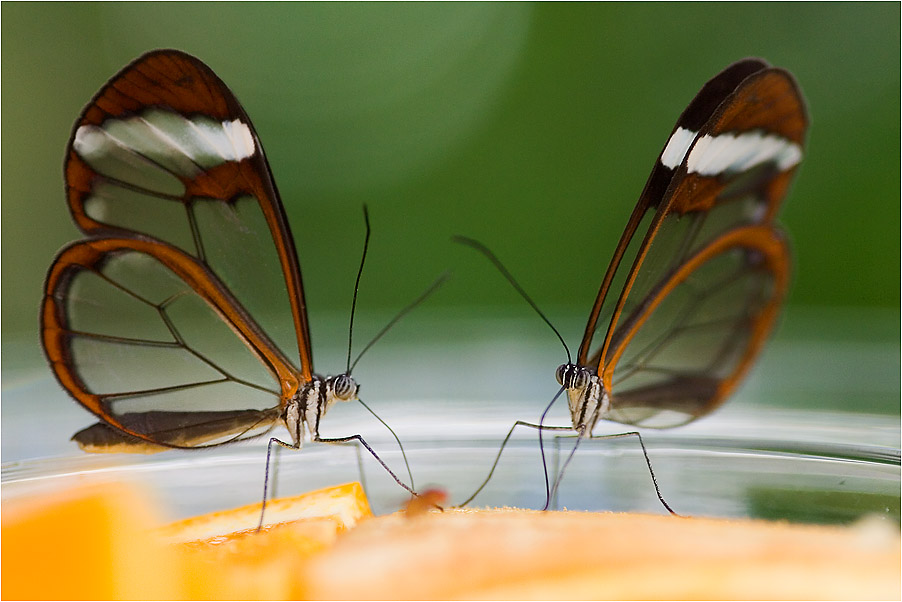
[
  {"left": 75, "top": 109, "right": 257, "bottom": 180},
  {"left": 660, "top": 127, "right": 697, "bottom": 169},
  {"left": 660, "top": 127, "right": 802, "bottom": 176},
  {"left": 687, "top": 131, "right": 802, "bottom": 176}
]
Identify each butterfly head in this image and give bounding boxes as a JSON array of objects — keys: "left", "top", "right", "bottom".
[
  {"left": 556, "top": 363, "right": 608, "bottom": 432},
  {"left": 555, "top": 363, "right": 591, "bottom": 391},
  {"left": 328, "top": 373, "right": 359, "bottom": 402}
]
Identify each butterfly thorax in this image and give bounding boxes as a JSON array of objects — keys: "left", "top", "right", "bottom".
[
  {"left": 555, "top": 363, "right": 609, "bottom": 436},
  {"left": 283, "top": 373, "right": 359, "bottom": 447}
]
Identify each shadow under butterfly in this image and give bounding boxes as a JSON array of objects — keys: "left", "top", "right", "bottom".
[
  {"left": 40, "top": 49, "right": 444, "bottom": 523},
  {"left": 456, "top": 58, "right": 808, "bottom": 512}
]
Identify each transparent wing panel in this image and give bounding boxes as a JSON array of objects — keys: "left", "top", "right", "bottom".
[
  {"left": 83, "top": 181, "right": 195, "bottom": 251},
  {"left": 581, "top": 209, "right": 656, "bottom": 367},
  {"left": 583, "top": 176, "right": 777, "bottom": 368},
  {"left": 70, "top": 107, "right": 302, "bottom": 372},
  {"left": 54, "top": 246, "right": 283, "bottom": 442},
  {"left": 192, "top": 196, "right": 301, "bottom": 364},
  {"left": 64, "top": 51, "right": 313, "bottom": 378},
  {"left": 606, "top": 242, "right": 779, "bottom": 428}
]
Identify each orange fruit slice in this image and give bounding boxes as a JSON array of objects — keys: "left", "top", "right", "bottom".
[
  {"left": 2, "top": 481, "right": 177, "bottom": 600},
  {"left": 301, "top": 507, "right": 901, "bottom": 599},
  {"left": 2, "top": 480, "right": 371, "bottom": 600},
  {"left": 164, "top": 482, "right": 372, "bottom": 599},
  {"left": 3, "top": 479, "right": 898, "bottom": 599},
  {"left": 157, "top": 480, "right": 372, "bottom": 544}
]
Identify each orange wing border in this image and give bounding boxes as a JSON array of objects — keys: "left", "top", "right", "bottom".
[
  {"left": 41, "top": 236, "right": 301, "bottom": 447},
  {"left": 601, "top": 224, "right": 790, "bottom": 418}
]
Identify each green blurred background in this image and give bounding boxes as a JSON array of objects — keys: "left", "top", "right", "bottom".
[{"left": 2, "top": 3, "right": 899, "bottom": 425}]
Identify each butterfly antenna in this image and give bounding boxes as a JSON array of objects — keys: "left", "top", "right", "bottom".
[
  {"left": 453, "top": 235, "right": 572, "bottom": 364},
  {"left": 349, "top": 271, "right": 451, "bottom": 373},
  {"left": 347, "top": 205, "right": 372, "bottom": 374}
]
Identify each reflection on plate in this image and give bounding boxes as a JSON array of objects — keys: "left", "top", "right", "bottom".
[{"left": 3, "top": 408, "right": 899, "bottom": 525}]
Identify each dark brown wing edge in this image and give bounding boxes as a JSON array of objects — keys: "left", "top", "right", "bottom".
[{"left": 72, "top": 408, "right": 282, "bottom": 453}]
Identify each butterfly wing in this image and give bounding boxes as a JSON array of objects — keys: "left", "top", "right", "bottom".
[
  {"left": 601, "top": 224, "right": 790, "bottom": 427},
  {"left": 578, "top": 60, "right": 807, "bottom": 427},
  {"left": 575, "top": 59, "right": 772, "bottom": 363},
  {"left": 42, "top": 50, "right": 311, "bottom": 449}
]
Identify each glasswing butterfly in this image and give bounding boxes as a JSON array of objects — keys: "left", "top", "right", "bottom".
[
  {"left": 457, "top": 58, "right": 808, "bottom": 511},
  {"left": 40, "top": 49, "right": 428, "bottom": 516}
]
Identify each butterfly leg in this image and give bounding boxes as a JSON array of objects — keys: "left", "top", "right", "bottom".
[
  {"left": 587, "top": 431, "right": 680, "bottom": 516},
  {"left": 355, "top": 398, "right": 415, "bottom": 496},
  {"left": 257, "top": 436, "right": 302, "bottom": 531},
  {"left": 315, "top": 433, "right": 418, "bottom": 498},
  {"left": 545, "top": 426, "right": 588, "bottom": 510},
  {"left": 308, "top": 438, "right": 371, "bottom": 501},
  {"left": 549, "top": 433, "right": 579, "bottom": 510},
  {"left": 455, "top": 421, "right": 574, "bottom": 508},
  {"left": 550, "top": 435, "right": 562, "bottom": 509},
  {"left": 351, "top": 441, "right": 370, "bottom": 502}
]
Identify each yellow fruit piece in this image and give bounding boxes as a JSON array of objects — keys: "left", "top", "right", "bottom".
[
  {"left": 177, "top": 517, "right": 345, "bottom": 600},
  {"left": 157, "top": 481, "right": 372, "bottom": 544},
  {"left": 5, "top": 480, "right": 898, "bottom": 600},
  {"left": 2, "top": 481, "right": 177, "bottom": 600},
  {"left": 165, "top": 482, "right": 373, "bottom": 600},
  {"left": 2, "top": 481, "right": 372, "bottom": 600}
]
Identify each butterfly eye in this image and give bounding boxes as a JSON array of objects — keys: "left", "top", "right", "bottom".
[
  {"left": 331, "top": 374, "right": 357, "bottom": 400},
  {"left": 555, "top": 364, "right": 568, "bottom": 386},
  {"left": 571, "top": 368, "right": 589, "bottom": 389},
  {"left": 555, "top": 364, "right": 589, "bottom": 389}
]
